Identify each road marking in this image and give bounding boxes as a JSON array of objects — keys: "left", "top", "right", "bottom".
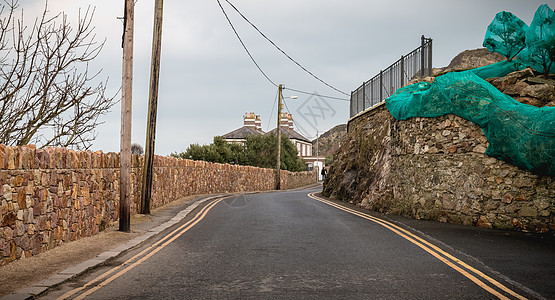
[
  {"left": 308, "top": 193, "right": 527, "bottom": 300},
  {"left": 58, "top": 197, "right": 225, "bottom": 300}
]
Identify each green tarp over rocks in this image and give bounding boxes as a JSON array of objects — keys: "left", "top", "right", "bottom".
[{"left": 385, "top": 70, "right": 555, "bottom": 176}]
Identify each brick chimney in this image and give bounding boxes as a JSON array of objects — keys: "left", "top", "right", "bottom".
[
  {"left": 244, "top": 112, "right": 262, "bottom": 131},
  {"left": 287, "top": 113, "right": 294, "bottom": 130},
  {"left": 280, "top": 112, "right": 294, "bottom": 129},
  {"left": 255, "top": 114, "right": 262, "bottom": 131}
]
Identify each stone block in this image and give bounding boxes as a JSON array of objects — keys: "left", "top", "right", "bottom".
[
  {"left": 2, "top": 212, "right": 16, "bottom": 227},
  {"left": 3, "top": 184, "right": 12, "bottom": 201},
  {"left": 0, "top": 145, "right": 6, "bottom": 169},
  {"left": 476, "top": 215, "right": 492, "bottom": 228},
  {"left": 491, "top": 215, "right": 513, "bottom": 230},
  {"left": 7, "top": 147, "right": 15, "bottom": 170},
  {"left": 17, "top": 188, "right": 26, "bottom": 209},
  {"left": 502, "top": 193, "right": 513, "bottom": 204},
  {"left": 514, "top": 194, "right": 527, "bottom": 201},
  {"left": 518, "top": 206, "right": 538, "bottom": 217},
  {"left": 473, "top": 145, "right": 487, "bottom": 154}
]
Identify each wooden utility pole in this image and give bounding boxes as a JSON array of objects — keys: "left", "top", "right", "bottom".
[
  {"left": 120, "top": 0, "right": 134, "bottom": 232},
  {"left": 316, "top": 131, "right": 320, "bottom": 181},
  {"left": 140, "top": 0, "right": 164, "bottom": 214},
  {"left": 275, "top": 84, "right": 283, "bottom": 190}
]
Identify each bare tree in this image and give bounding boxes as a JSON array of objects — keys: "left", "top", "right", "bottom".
[
  {"left": 131, "top": 143, "right": 143, "bottom": 155},
  {"left": 0, "top": 0, "right": 117, "bottom": 150}
]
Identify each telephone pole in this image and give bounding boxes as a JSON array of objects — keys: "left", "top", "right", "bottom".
[
  {"left": 120, "top": 0, "right": 134, "bottom": 232},
  {"left": 275, "top": 84, "right": 284, "bottom": 190},
  {"left": 141, "top": 0, "right": 164, "bottom": 214},
  {"left": 316, "top": 130, "right": 320, "bottom": 181}
]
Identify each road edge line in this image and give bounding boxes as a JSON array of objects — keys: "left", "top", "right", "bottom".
[
  {"left": 0, "top": 194, "right": 228, "bottom": 300},
  {"left": 308, "top": 192, "right": 528, "bottom": 300}
]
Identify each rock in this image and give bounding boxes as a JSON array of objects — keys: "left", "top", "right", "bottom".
[
  {"left": 514, "top": 194, "right": 527, "bottom": 201},
  {"left": 534, "top": 198, "right": 550, "bottom": 211},
  {"left": 443, "top": 48, "right": 505, "bottom": 72},
  {"left": 526, "top": 76, "right": 555, "bottom": 85},
  {"left": 489, "top": 68, "right": 535, "bottom": 91},
  {"left": 473, "top": 145, "right": 487, "bottom": 154},
  {"left": 502, "top": 193, "right": 513, "bottom": 204},
  {"left": 15, "top": 220, "right": 25, "bottom": 236},
  {"left": 476, "top": 215, "right": 492, "bottom": 228},
  {"left": 31, "top": 234, "right": 43, "bottom": 255},
  {"left": 442, "top": 194, "right": 455, "bottom": 210},
  {"left": 520, "top": 84, "right": 555, "bottom": 103},
  {"left": 312, "top": 124, "right": 347, "bottom": 157},
  {"left": 502, "top": 81, "right": 529, "bottom": 96},
  {"left": 518, "top": 206, "right": 538, "bottom": 217},
  {"left": 514, "top": 96, "right": 546, "bottom": 107},
  {"left": 3, "top": 184, "right": 12, "bottom": 201}
]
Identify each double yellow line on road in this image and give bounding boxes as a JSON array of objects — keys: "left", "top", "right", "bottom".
[
  {"left": 58, "top": 197, "right": 225, "bottom": 300},
  {"left": 308, "top": 193, "right": 527, "bottom": 300}
]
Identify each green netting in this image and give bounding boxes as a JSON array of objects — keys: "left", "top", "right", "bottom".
[
  {"left": 518, "top": 4, "right": 555, "bottom": 75},
  {"left": 470, "top": 60, "right": 524, "bottom": 79},
  {"left": 483, "top": 11, "right": 528, "bottom": 61},
  {"left": 386, "top": 70, "right": 555, "bottom": 176}
]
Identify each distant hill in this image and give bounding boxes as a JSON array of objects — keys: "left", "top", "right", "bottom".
[{"left": 312, "top": 124, "right": 347, "bottom": 157}]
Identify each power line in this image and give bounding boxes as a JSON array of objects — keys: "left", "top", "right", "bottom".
[
  {"left": 224, "top": 0, "right": 350, "bottom": 97},
  {"left": 217, "top": 0, "right": 351, "bottom": 108},
  {"left": 266, "top": 89, "right": 279, "bottom": 131},
  {"left": 282, "top": 100, "right": 313, "bottom": 140},
  {"left": 284, "top": 87, "right": 350, "bottom": 102},
  {"left": 216, "top": 0, "right": 277, "bottom": 87}
]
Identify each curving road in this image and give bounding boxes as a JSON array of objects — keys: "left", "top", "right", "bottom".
[{"left": 42, "top": 186, "right": 553, "bottom": 299}]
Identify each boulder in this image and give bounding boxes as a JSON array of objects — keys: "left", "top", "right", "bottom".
[
  {"left": 520, "top": 84, "right": 555, "bottom": 102},
  {"left": 443, "top": 48, "right": 505, "bottom": 72}
]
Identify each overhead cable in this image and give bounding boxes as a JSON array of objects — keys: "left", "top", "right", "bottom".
[
  {"left": 282, "top": 100, "right": 314, "bottom": 140},
  {"left": 266, "top": 89, "right": 279, "bottom": 131},
  {"left": 216, "top": 0, "right": 278, "bottom": 88},
  {"left": 224, "top": 0, "right": 350, "bottom": 97},
  {"left": 284, "top": 87, "right": 350, "bottom": 102}
]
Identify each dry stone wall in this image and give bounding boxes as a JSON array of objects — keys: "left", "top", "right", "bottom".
[
  {"left": 323, "top": 103, "right": 554, "bottom": 233},
  {"left": 0, "top": 145, "right": 316, "bottom": 265}
]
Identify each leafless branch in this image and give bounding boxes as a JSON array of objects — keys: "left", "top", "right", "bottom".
[{"left": 0, "top": 0, "right": 117, "bottom": 150}]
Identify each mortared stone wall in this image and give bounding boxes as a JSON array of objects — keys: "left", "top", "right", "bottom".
[
  {"left": 323, "top": 103, "right": 553, "bottom": 233},
  {"left": 0, "top": 145, "right": 316, "bottom": 265}
]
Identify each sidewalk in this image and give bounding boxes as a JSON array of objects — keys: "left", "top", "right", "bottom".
[{"left": 0, "top": 193, "right": 226, "bottom": 300}]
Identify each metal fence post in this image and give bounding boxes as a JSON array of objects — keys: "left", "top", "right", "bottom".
[
  {"left": 350, "top": 91, "right": 354, "bottom": 117},
  {"left": 370, "top": 80, "right": 374, "bottom": 107},
  {"left": 389, "top": 70, "right": 393, "bottom": 97},
  {"left": 380, "top": 70, "right": 384, "bottom": 102},
  {"left": 400, "top": 55, "right": 405, "bottom": 87},
  {"left": 427, "top": 38, "right": 433, "bottom": 76},
  {"left": 420, "top": 35, "right": 425, "bottom": 78},
  {"left": 362, "top": 82, "right": 366, "bottom": 111},
  {"left": 356, "top": 89, "right": 360, "bottom": 114}
]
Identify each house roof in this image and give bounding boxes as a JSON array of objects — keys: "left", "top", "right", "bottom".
[
  {"left": 221, "top": 126, "right": 265, "bottom": 140},
  {"left": 266, "top": 127, "right": 311, "bottom": 143}
]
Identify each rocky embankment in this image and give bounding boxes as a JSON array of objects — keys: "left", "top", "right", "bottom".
[
  {"left": 312, "top": 124, "right": 347, "bottom": 157},
  {"left": 322, "top": 50, "right": 554, "bottom": 233}
]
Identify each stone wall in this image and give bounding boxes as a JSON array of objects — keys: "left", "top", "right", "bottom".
[
  {"left": 0, "top": 145, "right": 317, "bottom": 265},
  {"left": 323, "top": 103, "right": 554, "bottom": 233}
]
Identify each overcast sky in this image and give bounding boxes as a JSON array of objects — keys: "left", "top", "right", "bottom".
[{"left": 16, "top": 0, "right": 550, "bottom": 155}]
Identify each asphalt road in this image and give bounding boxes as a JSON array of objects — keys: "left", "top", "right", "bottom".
[{"left": 42, "top": 186, "right": 553, "bottom": 299}]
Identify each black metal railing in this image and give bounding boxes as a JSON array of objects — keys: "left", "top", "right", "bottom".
[{"left": 350, "top": 35, "right": 432, "bottom": 118}]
